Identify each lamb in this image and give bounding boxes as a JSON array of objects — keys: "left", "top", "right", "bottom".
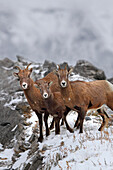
[
  {"left": 54, "top": 65, "right": 110, "bottom": 133},
  {"left": 13, "top": 63, "right": 50, "bottom": 142},
  {"left": 35, "top": 71, "right": 74, "bottom": 132},
  {"left": 37, "top": 81, "right": 73, "bottom": 134}
]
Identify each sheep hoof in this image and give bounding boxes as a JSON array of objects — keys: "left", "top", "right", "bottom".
[
  {"left": 50, "top": 125, "right": 54, "bottom": 130},
  {"left": 98, "top": 127, "right": 103, "bottom": 131},
  {"left": 68, "top": 128, "right": 74, "bottom": 133},
  {"left": 55, "top": 132, "right": 60, "bottom": 135},
  {"left": 38, "top": 136, "right": 43, "bottom": 143}
]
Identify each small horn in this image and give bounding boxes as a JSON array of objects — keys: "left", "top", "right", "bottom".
[
  {"left": 26, "top": 63, "right": 32, "bottom": 70},
  {"left": 14, "top": 66, "right": 21, "bottom": 71},
  {"left": 57, "top": 64, "right": 60, "bottom": 70},
  {"left": 65, "top": 64, "right": 68, "bottom": 70}
]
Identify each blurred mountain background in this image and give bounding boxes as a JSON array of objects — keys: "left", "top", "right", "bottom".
[{"left": 0, "top": 0, "right": 113, "bottom": 78}]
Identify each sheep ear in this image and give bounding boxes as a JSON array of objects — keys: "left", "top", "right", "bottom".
[
  {"left": 48, "top": 81, "right": 53, "bottom": 87},
  {"left": 13, "top": 72, "right": 19, "bottom": 77},
  {"left": 57, "top": 64, "right": 60, "bottom": 70},
  {"left": 34, "top": 83, "right": 40, "bottom": 89},
  {"left": 65, "top": 64, "right": 68, "bottom": 70},
  {"left": 68, "top": 67, "right": 73, "bottom": 74},
  {"left": 53, "top": 69, "right": 58, "bottom": 75}
]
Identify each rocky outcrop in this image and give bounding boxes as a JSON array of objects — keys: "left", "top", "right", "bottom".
[
  {"left": 73, "top": 60, "right": 106, "bottom": 80},
  {"left": 0, "top": 56, "right": 108, "bottom": 169}
]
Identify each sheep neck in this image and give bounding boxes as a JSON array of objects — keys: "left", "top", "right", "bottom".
[{"left": 23, "top": 79, "right": 38, "bottom": 105}]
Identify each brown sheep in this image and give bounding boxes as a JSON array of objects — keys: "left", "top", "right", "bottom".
[
  {"left": 36, "top": 71, "right": 75, "bottom": 132},
  {"left": 54, "top": 65, "right": 110, "bottom": 133},
  {"left": 37, "top": 81, "right": 73, "bottom": 134},
  {"left": 14, "top": 63, "right": 50, "bottom": 142}
]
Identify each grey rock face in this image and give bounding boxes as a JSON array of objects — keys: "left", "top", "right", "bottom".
[
  {"left": 0, "top": 57, "right": 14, "bottom": 68},
  {"left": 73, "top": 60, "right": 106, "bottom": 80},
  {"left": 0, "top": 57, "right": 107, "bottom": 169},
  {"left": 0, "top": 103, "right": 23, "bottom": 146}
]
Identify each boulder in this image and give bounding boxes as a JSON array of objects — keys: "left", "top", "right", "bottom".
[
  {"left": 73, "top": 60, "right": 106, "bottom": 80},
  {"left": 0, "top": 103, "right": 24, "bottom": 146},
  {"left": 43, "top": 60, "right": 57, "bottom": 76},
  {"left": 0, "top": 58, "right": 14, "bottom": 68}
]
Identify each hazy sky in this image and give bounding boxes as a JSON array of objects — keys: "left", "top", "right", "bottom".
[{"left": 0, "top": 0, "right": 113, "bottom": 77}]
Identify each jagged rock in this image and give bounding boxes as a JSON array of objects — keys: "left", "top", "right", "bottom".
[
  {"left": 0, "top": 104, "right": 24, "bottom": 146},
  {"left": 28, "top": 134, "right": 36, "bottom": 143},
  {"left": 85, "top": 116, "right": 92, "bottom": 121},
  {"left": 23, "top": 151, "right": 43, "bottom": 170},
  {"left": 42, "top": 144, "right": 48, "bottom": 151},
  {"left": 15, "top": 103, "right": 31, "bottom": 113},
  {"left": 0, "top": 57, "right": 109, "bottom": 169},
  {"left": 0, "top": 57, "right": 14, "bottom": 68},
  {"left": 73, "top": 60, "right": 106, "bottom": 80},
  {"left": 107, "top": 78, "right": 113, "bottom": 84},
  {"left": 59, "top": 62, "right": 70, "bottom": 70},
  {"left": 43, "top": 60, "right": 57, "bottom": 76},
  {"left": 16, "top": 55, "right": 29, "bottom": 66}
]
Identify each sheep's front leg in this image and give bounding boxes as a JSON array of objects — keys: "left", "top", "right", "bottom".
[
  {"left": 55, "top": 118, "right": 60, "bottom": 135},
  {"left": 36, "top": 113, "right": 43, "bottom": 142},
  {"left": 44, "top": 111, "right": 50, "bottom": 137}
]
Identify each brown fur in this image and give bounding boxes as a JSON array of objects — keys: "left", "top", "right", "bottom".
[
  {"left": 14, "top": 64, "right": 50, "bottom": 142},
  {"left": 55, "top": 65, "right": 110, "bottom": 133},
  {"left": 38, "top": 81, "right": 74, "bottom": 134},
  {"left": 35, "top": 71, "right": 73, "bottom": 130}
]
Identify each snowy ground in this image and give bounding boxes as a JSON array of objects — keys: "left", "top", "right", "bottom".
[
  {"left": 39, "top": 112, "right": 113, "bottom": 170},
  {"left": 0, "top": 74, "right": 113, "bottom": 169},
  {"left": 1, "top": 109, "right": 113, "bottom": 170}
]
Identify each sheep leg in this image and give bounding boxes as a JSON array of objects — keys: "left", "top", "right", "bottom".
[
  {"left": 79, "top": 108, "right": 86, "bottom": 133},
  {"left": 50, "top": 118, "right": 55, "bottom": 130},
  {"left": 97, "top": 109, "right": 109, "bottom": 131},
  {"left": 55, "top": 118, "right": 60, "bottom": 135},
  {"left": 74, "top": 113, "right": 80, "bottom": 128},
  {"left": 37, "top": 113, "right": 43, "bottom": 142},
  {"left": 61, "top": 119, "right": 64, "bottom": 126},
  {"left": 62, "top": 107, "right": 74, "bottom": 133},
  {"left": 63, "top": 116, "right": 74, "bottom": 133},
  {"left": 44, "top": 111, "right": 50, "bottom": 137}
]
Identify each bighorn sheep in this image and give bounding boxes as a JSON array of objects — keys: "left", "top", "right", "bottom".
[
  {"left": 55, "top": 65, "right": 110, "bottom": 133},
  {"left": 37, "top": 81, "right": 73, "bottom": 134},
  {"left": 13, "top": 63, "right": 50, "bottom": 142},
  {"left": 36, "top": 72, "right": 74, "bottom": 132}
]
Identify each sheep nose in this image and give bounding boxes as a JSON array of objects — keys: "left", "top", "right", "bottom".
[
  {"left": 22, "top": 82, "right": 28, "bottom": 89},
  {"left": 43, "top": 93, "right": 48, "bottom": 99},
  {"left": 61, "top": 81, "right": 67, "bottom": 87}
]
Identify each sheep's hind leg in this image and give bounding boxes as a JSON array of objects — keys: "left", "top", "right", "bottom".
[
  {"left": 63, "top": 116, "right": 74, "bottom": 133},
  {"left": 74, "top": 113, "right": 80, "bottom": 128},
  {"left": 55, "top": 118, "right": 60, "bottom": 135},
  {"left": 50, "top": 118, "right": 55, "bottom": 130},
  {"left": 61, "top": 119, "right": 64, "bottom": 126},
  {"left": 79, "top": 108, "right": 86, "bottom": 133},
  {"left": 97, "top": 109, "right": 109, "bottom": 131}
]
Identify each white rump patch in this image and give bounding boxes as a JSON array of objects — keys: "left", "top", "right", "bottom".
[{"left": 106, "top": 80, "right": 113, "bottom": 91}]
